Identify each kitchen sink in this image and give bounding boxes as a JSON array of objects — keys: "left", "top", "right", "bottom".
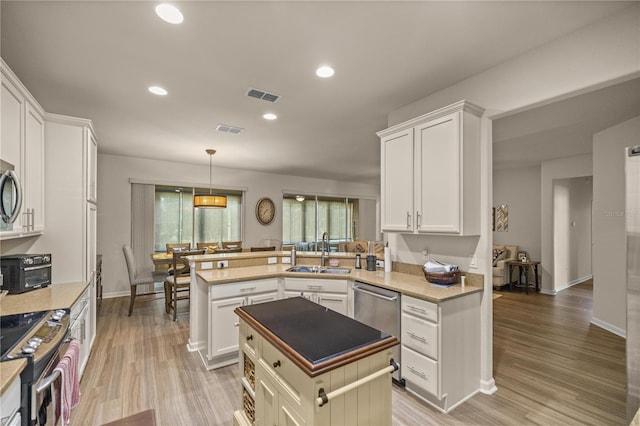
[
  {"left": 318, "top": 268, "right": 351, "bottom": 274},
  {"left": 286, "top": 266, "right": 351, "bottom": 274}
]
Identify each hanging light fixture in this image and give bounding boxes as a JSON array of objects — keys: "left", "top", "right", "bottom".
[
  {"left": 295, "top": 195, "right": 305, "bottom": 202},
  {"left": 194, "top": 149, "right": 227, "bottom": 208}
]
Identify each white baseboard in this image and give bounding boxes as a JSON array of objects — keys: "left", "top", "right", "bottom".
[
  {"left": 480, "top": 378, "right": 497, "bottom": 394},
  {"left": 555, "top": 275, "right": 593, "bottom": 293},
  {"left": 591, "top": 316, "right": 626, "bottom": 338}
]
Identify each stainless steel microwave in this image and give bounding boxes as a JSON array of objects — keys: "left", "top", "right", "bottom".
[{"left": 0, "top": 159, "right": 23, "bottom": 232}]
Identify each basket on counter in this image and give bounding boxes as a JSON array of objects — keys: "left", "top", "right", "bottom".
[{"left": 423, "top": 269, "right": 460, "bottom": 285}]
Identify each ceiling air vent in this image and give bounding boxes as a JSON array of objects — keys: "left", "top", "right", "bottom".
[
  {"left": 216, "top": 124, "right": 244, "bottom": 134},
  {"left": 246, "top": 88, "right": 280, "bottom": 103}
]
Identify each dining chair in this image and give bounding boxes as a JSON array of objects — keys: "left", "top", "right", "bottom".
[
  {"left": 122, "top": 245, "right": 157, "bottom": 316},
  {"left": 196, "top": 242, "right": 219, "bottom": 253},
  {"left": 164, "top": 249, "right": 205, "bottom": 321},
  {"left": 166, "top": 243, "right": 191, "bottom": 253},
  {"left": 222, "top": 241, "right": 243, "bottom": 250},
  {"left": 250, "top": 246, "right": 276, "bottom": 252}
]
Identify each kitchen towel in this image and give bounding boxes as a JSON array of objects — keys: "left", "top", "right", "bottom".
[
  {"left": 55, "top": 340, "right": 81, "bottom": 425},
  {"left": 424, "top": 259, "right": 459, "bottom": 273}
]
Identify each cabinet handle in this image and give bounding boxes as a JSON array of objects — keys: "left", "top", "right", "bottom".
[
  {"left": 408, "top": 366, "right": 427, "bottom": 379},
  {"left": 273, "top": 360, "right": 281, "bottom": 368},
  {"left": 240, "top": 287, "right": 257, "bottom": 292},
  {"left": 407, "top": 211, "right": 411, "bottom": 229},
  {"left": 307, "top": 285, "right": 323, "bottom": 290},
  {"left": 408, "top": 331, "right": 427, "bottom": 343},
  {"left": 233, "top": 322, "right": 239, "bottom": 327},
  {"left": 246, "top": 335, "right": 253, "bottom": 341},
  {"left": 416, "top": 211, "right": 421, "bottom": 229},
  {"left": 408, "top": 305, "right": 427, "bottom": 314}
]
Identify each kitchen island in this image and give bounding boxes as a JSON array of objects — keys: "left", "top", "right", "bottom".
[{"left": 233, "top": 297, "right": 398, "bottom": 425}]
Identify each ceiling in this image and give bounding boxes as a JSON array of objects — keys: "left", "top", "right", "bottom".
[
  {"left": 493, "top": 77, "right": 640, "bottom": 170},
  {"left": 1, "top": 1, "right": 635, "bottom": 185}
]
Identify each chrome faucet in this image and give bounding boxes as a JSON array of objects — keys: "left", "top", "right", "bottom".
[{"left": 321, "top": 232, "right": 329, "bottom": 267}]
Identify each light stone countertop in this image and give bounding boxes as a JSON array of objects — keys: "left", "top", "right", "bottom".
[
  {"left": 0, "top": 281, "right": 89, "bottom": 316},
  {"left": 0, "top": 358, "right": 27, "bottom": 395},
  {"left": 0, "top": 281, "right": 89, "bottom": 394},
  {"left": 196, "top": 263, "right": 482, "bottom": 303}
]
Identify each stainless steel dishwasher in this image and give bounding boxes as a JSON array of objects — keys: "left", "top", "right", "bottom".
[{"left": 354, "top": 281, "right": 403, "bottom": 384}]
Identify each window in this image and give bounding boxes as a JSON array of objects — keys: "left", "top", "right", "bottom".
[
  {"left": 283, "top": 194, "right": 364, "bottom": 251},
  {"left": 155, "top": 185, "right": 242, "bottom": 251}
]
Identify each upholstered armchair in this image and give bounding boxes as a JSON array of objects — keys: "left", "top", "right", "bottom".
[{"left": 492, "top": 244, "right": 519, "bottom": 288}]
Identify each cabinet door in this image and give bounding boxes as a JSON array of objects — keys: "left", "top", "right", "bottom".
[
  {"left": 381, "top": 128, "right": 414, "bottom": 232},
  {"left": 209, "top": 296, "right": 244, "bottom": 359},
  {"left": 279, "top": 395, "right": 306, "bottom": 426},
  {"left": 23, "top": 102, "right": 45, "bottom": 232},
  {"left": 86, "top": 202, "right": 97, "bottom": 343},
  {"left": 86, "top": 128, "right": 97, "bottom": 203},
  {"left": 316, "top": 292, "right": 348, "bottom": 316},
  {"left": 247, "top": 291, "right": 278, "bottom": 305},
  {"left": 1, "top": 77, "right": 24, "bottom": 233},
  {"left": 256, "top": 376, "right": 278, "bottom": 426},
  {"left": 415, "top": 113, "right": 461, "bottom": 233}
]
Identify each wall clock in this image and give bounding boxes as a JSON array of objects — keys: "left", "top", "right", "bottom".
[{"left": 256, "top": 197, "right": 275, "bottom": 225}]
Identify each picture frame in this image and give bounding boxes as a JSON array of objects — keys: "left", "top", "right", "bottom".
[{"left": 517, "top": 251, "right": 528, "bottom": 262}]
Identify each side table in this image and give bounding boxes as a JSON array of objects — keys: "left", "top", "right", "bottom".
[{"left": 507, "top": 260, "right": 540, "bottom": 294}]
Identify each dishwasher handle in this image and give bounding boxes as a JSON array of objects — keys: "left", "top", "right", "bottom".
[{"left": 354, "top": 285, "right": 398, "bottom": 302}]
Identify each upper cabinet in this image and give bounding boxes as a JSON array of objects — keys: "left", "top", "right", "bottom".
[
  {"left": 1, "top": 60, "right": 46, "bottom": 239},
  {"left": 378, "top": 100, "right": 484, "bottom": 236}
]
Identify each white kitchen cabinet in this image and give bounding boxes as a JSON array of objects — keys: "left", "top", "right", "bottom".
[
  {"left": 0, "top": 60, "right": 46, "bottom": 239},
  {"left": 70, "top": 287, "right": 91, "bottom": 377},
  {"left": 400, "top": 293, "right": 481, "bottom": 413},
  {"left": 203, "top": 278, "right": 279, "bottom": 370},
  {"left": 380, "top": 128, "right": 414, "bottom": 231},
  {"left": 283, "top": 278, "right": 349, "bottom": 316},
  {"left": 377, "top": 100, "right": 483, "bottom": 235},
  {"left": 0, "top": 371, "right": 21, "bottom": 426},
  {"left": 23, "top": 102, "right": 45, "bottom": 233}
]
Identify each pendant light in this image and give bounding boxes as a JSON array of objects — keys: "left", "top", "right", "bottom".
[{"left": 194, "top": 149, "right": 227, "bottom": 208}]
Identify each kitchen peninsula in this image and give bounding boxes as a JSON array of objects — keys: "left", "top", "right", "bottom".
[{"left": 188, "top": 250, "right": 483, "bottom": 413}]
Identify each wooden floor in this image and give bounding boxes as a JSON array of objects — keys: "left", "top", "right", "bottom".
[{"left": 72, "top": 281, "right": 626, "bottom": 425}]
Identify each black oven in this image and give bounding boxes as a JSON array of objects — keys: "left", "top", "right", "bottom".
[
  {"left": 0, "top": 254, "right": 52, "bottom": 294},
  {"left": 1, "top": 309, "right": 70, "bottom": 426}
]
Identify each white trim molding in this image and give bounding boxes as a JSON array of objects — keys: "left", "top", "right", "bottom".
[{"left": 591, "top": 316, "right": 626, "bottom": 338}]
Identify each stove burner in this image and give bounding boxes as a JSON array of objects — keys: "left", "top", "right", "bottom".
[{"left": 0, "top": 310, "right": 49, "bottom": 359}]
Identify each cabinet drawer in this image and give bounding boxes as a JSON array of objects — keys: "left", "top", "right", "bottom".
[
  {"left": 284, "top": 278, "right": 347, "bottom": 294},
  {"left": 240, "top": 321, "right": 260, "bottom": 360},
  {"left": 259, "top": 339, "right": 305, "bottom": 409},
  {"left": 211, "top": 279, "right": 279, "bottom": 300},
  {"left": 402, "top": 295, "right": 438, "bottom": 323},
  {"left": 401, "top": 312, "right": 438, "bottom": 360},
  {"left": 401, "top": 345, "right": 438, "bottom": 397}
]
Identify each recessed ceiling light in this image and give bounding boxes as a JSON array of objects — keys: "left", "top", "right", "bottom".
[
  {"left": 148, "top": 86, "right": 168, "bottom": 96},
  {"left": 155, "top": 3, "right": 184, "bottom": 24},
  {"left": 263, "top": 113, "right": 277, "bottom": 120},
  {"left": 316, "top": 65, "right": 335, "bottom": 78}
]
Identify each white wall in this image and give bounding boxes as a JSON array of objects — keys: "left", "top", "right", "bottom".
[
  {"left": 493, "top": 166, "right": 541, "bottom": 262},
  {"left": 384, "top": 5, "right": 639, "bottom": 394},
  {"left": 98, "top": 154, "right": 379, "bottom": 298},
  {"left": 541, "top": 154, "right": 593, "bottom": 294},
  {"left": 592, "top": 115, "right": 640, "bottom": 336},
  {"left": 552, "top": 176, "right": 593, "bottom": 290}
]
